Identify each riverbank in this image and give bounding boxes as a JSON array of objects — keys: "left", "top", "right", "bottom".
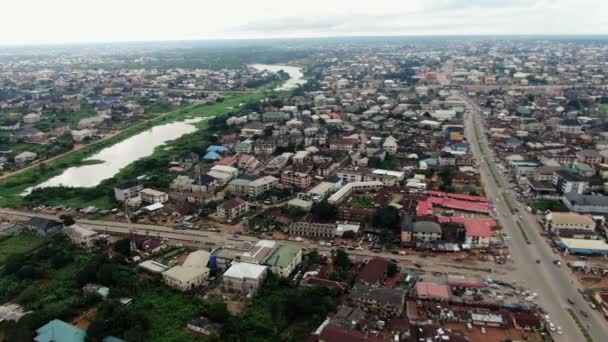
[{"left": 0, "top": 92, "right": 265, "bottom": 207}]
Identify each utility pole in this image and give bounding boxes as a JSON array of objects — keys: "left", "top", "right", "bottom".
[{"left": 125, "top": 202, "right": 136, "bottom": 254}]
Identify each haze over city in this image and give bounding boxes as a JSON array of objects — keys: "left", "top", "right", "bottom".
[{"left": 1, "top": 0, "right": 608, "bottom": 45}]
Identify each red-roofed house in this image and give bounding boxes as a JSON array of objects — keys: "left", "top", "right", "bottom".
[
  {"left": 438, "top": 216, "right": 495, "bottom": 248},
  {"left": 216, "top": 155, "right": 238, "bottom": 167},
  {"left": 415, "top": 282, "right": 451, "bottom": 300},
  {"left": 237, "top": 154, "right": 259, "bottom": 171},
  {"left": 356, "top": 258, "right": 389, "bottom": 285}
]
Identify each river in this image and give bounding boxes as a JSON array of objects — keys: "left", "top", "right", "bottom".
[
  {"left": 23, "top": 117, "right": 207, "bottom": 194},
  {"left": 249, "top": 64, "right": 306, "bottom": 91}
]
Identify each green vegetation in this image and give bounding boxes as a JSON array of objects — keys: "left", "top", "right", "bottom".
[
  {"left": 0, "top": 233, "right": 47, "bottom": 264},
  {"left": 516, "top": 221, "right": 532, "bottom": 245},
  {"left": 346, "top": 196, "right": 375, "bottom": 208},
  {"left": 310, "top": 201, "right": 338, "bottom": 222},
  {"left": 528, "top": 199, "right": 569, "bottom": 212},
  {"left": 327, "top": 248, "right": 351, "bottom": 281},
  {"left": 567, "top": 308, "right": 594, "bottom": 342}
]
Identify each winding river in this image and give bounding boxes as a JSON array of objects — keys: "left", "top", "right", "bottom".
[{"left": 249, "top": 64, "right": 306, "bottom": 91}]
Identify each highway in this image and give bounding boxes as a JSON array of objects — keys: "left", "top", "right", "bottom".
[{"left": 460, "top": 93, "right": 608, "bottom": 341}]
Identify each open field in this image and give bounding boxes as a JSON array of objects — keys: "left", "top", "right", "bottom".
[{"left": 0, "top": 233, "right": 47, "bottom": 264}]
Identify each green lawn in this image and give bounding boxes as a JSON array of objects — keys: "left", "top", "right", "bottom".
[
  {"left": 346, "top": 196, "right": 375, "bottom": 208},
  {"left": 528, "top": 199, "right": 569, "bottom": 212},
  {"left": 0, "top": 233, "right": 47, "bottom": 264}
]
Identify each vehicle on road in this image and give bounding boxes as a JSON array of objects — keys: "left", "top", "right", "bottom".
[
  {"left": 568, "top": 298, "right": 575, "bottom": 305},
  {"left": 580, "top": 310, "right": 589, "bottom": 318},
  {"left": 536, "top": 259, "right": 541, "bottom": 264}
]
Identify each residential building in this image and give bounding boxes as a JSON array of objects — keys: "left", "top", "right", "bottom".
[
  {"left": 356, "top": 258, "right": 389, "bottom": 285},
  {"left": 329, "top": 138, "right": 358, "bottom": 152},
  {"left": 349, "top": 284, "right": 406, "bottom": 317},
  {"left": 327, "top": 181, "right": 383, "bottom": 205},
  {"left": 162, "top": 250, "right": 211, "bottom": 291},
  {"left": 576, "top": 149, "right": 602, "bottom": 165},
  {"left": 412, "top": 221, "right": 443, "bottom": 242},
  {"left": 23, "top": 113, "right": 42, "bottom": 124},
  {"left": 113, "top": 183, "right": 143, "bottom": 202},
  {"left": 264, "top": 244, "right": 303, "bottom": 278},
  {"left": 382, "top": 136, "right": 398, "bottom": 154},
  {"left": 222, "top": 262, "right": 268, "bottom": 294},
  {"left": 546, "top": 212, "right": 596, "bottom": 232},
  {"left": 216, "top": 197, "right": 249, "bottom": 222},
  {"left": 139, "top": 188, "right": 169, "bottom": 204},
  {"left": 248, "top": 175, "right": 278, "bottom": 197},
  {"left": 281, "top": 171, "right": 312, "bottom": 189},
  {"left": 25, "top": 217, "right": 63, "bottom": 236},
  {"left": 14, "top": 151, "right": 37, "bottom": 166},
  {"left": 563, "top": 193, "right": 608, "bottom": 214},
  {"left": 552, "top": 170, "right": 588, "bottom": 194},
  {"left": 35, "top": 319, "right": 85, "bottom": 342},
  {"left": 63, "top": 224, "right": 98, "bottom": 249},
  {"left": 288, "top": 220, "right": 336, "bottom": 239}
]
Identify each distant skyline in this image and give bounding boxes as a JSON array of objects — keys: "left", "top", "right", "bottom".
[{"left": 2, "top": 0, "right": 607, "bottom": 45}]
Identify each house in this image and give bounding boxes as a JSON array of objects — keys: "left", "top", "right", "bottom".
[
  {"left": 162, "top": 250, "right": 211, "bottom": 291},
  {"left": 63, "top": 224, "right": 98, "bottom": 249},
  {"left": 222, "top": 262, "right": 268, "bottom": 294},
  {"left": 237, "top": 154, "right": 259, "bottom": 171},
  {"left": 216, "top": 197, "right": 249, "bottom": 222},
  {"left": 206, "top": 145, "right": 229, "bottom": 154},
  {"left": 264, "top": 244, "right": 303, "bottom": 278},
  {"left": 235, "top": 140, "right": 253, "bottom": 153},
  {"left": 14, "top": 151, "right": 37, "bottom": 166},
  {"left": 25, "top": 217, "right": 63, "bottom": 236},
  {"left": 113, "top": 183, "right": 143, "bottom": 202},
  {"left": 23, "top": 113, "right": 42, "bottom": 124},
  {"left": 71, "top": 129, "right": 93, "bottom": 142},
  {"left": 329, "top": 138, "right": 358, "bottom": 152},
  {"left": 35, "top": 319, "right": 86, "bottom": 342},
  {"left": 382, "top": 136, "right": 398, "bottom": 154},
  {"left": 207, "top": 165, "right": 239, "bottom": 185},
  {"left": 412, "top": 221, "right": 442, "bottom": 242},
  {"left": 349, "top": 283, "right": 406, "bottom": 317},
  {"left": 356, "top": 257, "right": 389, "bottom": 285},
  {"left": 400, "top": 213, "right": 414, "bottom": 245},
  {"left": 281, "top": 170, "right": 312, "bottom": 188},
  {"left": 203, "top": 151, "right": 221, "bottom": 160},
  {"left": 577, "top": 149, "right": 602, "bottom": 165},
  {"left": 557, "top": 119, "right": 582, "bottom": 134},
  {"left": 187, "top": 316, "right": 222, "bottom": 336},
  {"left": 438, "top": 151, "right": 456, "bottom": 166},
  {"left": 139, "top": 188, "right": 169, "bottom": 204}
]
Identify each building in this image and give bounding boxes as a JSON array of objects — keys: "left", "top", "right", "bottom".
[
  {"left": 187, "top": 317, "right": 222, "bottom": 336},
  {"left": 139, "top": 188, "right": 169, "bottom": 204},
  {"left": 400, "top": 213, "right": 414, "bottom": 245},
  {"left": 264, "top": 244, "right": 303, "bottom": 277},
  {"left": 113, "top": 183, "right": 143, "bottom": 202},
  {"left": 327, "top": 181, "right": 383, "bottom": 205},
  {"left": 63, "top": 224, "right": 98, "bottom": 249},
  {"left": 412, "top": 221, "right": 443, "bottom": 242},
  {"left": 349, "top": 283, "right": 406, "bottom": 317},
  {"left": 356, "top": 258, "right": 389, "bottom": 285},
  {"left": 23, "top": 113, "right": 42, "bottom": 124},
  {"left": 25, "top": 217, "right": 63, "bottom": 236},
  {"left": 35, "top": 319, "right": 86, "bottom": 342},
  {"left": 247, "top": 175, "right": 278, "bottom": 197},
  {"left": 222, "top": 262, "right": 268, "bottom": 294},
  {"left": 162, "top": 250, "right": 211, "bottom": 291},
  {"left": 552, "top": 170, "right": 588, "bottom": 194},
  {"left": 281, "top": 171, "right": 313, "bottom": 189},
  {"left": 329, "top": 138, "right": 358, "bottom": 152},
  {"left": 288, "top": 220, "right": 336, "bottom": 239},
  {"left": 558, "top": 238, "right": 608, "bottom": 255},
  {"left": 563, "top": 193, "right": 608, "bottom": 214},
  {"left": 216, "top": 197, "right": 249, "bottom": 222},
  {"left": 14, "top": 151, "right": 37, "bottom": 166},
  {"left": 382, "top": 136, "right": 398, "bottom": 154},
  {"left": 546, "top": 212, "right": 596, "bottom": 232},
  {"left": 576, "top": 149, "right": 602, "bottom": 165},
  {"left": 557, "top": 119, "right": 583, "bottom": 134}
]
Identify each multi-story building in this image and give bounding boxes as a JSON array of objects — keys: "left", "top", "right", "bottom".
[
  {"left": 114, "top": 183, "right": 144, "bottom": 202},
  {"left": 248, "top": 176, "right": 278, "bottom": 197},
  {"left": 264, "top": 244, "right": 303, "bottom": 278},
  {"left": 216, "top": 198, "right": 249, "bottom": 222},
  {"left": 349, "top": 283, "right": 406, "bottom": 317},
  {"left": 288, "top": 220, "right": 336, "bottom": 239},
  {"left": 222, "top": 262, "right": 268, "bottom": 294},
  {"left": 552, "top": 170, "right": 588, "bottom": 194},
  {"left": 281, "top": 171, "right": 312, "bottom": 189},
  {"left": 139, "top": 188, "right": 169, "bottom": 204}
]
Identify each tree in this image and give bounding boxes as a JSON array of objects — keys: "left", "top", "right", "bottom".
[
  {"left": 372, "top": 206, "right": 400, "bottom": 230},
  {"left": 387, "top": 263, "right": 399, "bottom": 277},
  {"left": 113, "top": 238, "right": 131, "bottom": 256},
  {"left": 341, "top": 230, "right": 356, "bottom": 239},
  {"left": 333, "top": 248, "right": 351, "bottom": 271},
  {"left": 311, "top": 201, "right": 338, "bottom": 222},
  {"left": 59, "top": 214, "right": 75, "bottom": 226},
  {"left": 204, "top": 299, "right": 230, "bottom": 323}
]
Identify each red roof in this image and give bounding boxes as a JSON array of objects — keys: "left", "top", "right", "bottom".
[
  {"left": 356, "top": 258, "right": 389, "bottom": 284},
  {"left": 417, "top": 197, "right": 490, "bottom": 216},
  {"left": 416, "top": 282, "right": 451, "bottom": 299},
  {"left": 426, "top": 190, "right": 488, "bottom": 203},
  {"left": 437, "top": 216, "right": 495, "bottom": 238},
  {"left": 319, "top": 324, "right": 382, "bottom": 342},
  {"left": 216, "top": 155, "right": 237, "bottom": 166}
]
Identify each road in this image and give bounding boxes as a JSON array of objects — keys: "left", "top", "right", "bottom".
[
  {"left": 460, "top": 93, "right": 608, "bottom": 341},
  {"left": 0, "top": 207, "right": 499, "bottom": 277}
]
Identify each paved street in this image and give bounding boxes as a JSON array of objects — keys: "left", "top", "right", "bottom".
[{"left": 460, "top": 93, "right": 608, "bottom": 341}]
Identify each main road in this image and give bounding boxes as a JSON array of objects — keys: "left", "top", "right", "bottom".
[{"left": 460, "top": 92, "right": 608, "bottom": 341}]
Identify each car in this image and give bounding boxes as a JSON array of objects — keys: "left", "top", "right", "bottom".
[
  {"left": 580, "top": 310, "right": 589, "bottom": 318},
  {"left": 568, "top": 298, "right": 575, "bottom": 305},
  {"left": 536, "top": 259, "right": 541, "bottom": 264}
]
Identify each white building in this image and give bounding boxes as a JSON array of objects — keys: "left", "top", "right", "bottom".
[
  {"left": 139, "top": 188, "right": 169, "bottom": 204},
  {"left": 162, "top": 250, "right": 211, "bottom": 291},
  {"left": 222, "top": 262, "right": 268, "bottom": 294},
  {"left": 63, "top": 224, "right": 98, "bottom": 249}
]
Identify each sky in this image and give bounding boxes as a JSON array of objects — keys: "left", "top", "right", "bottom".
[{"left": 1, "top": 0, "right": 607, "bottom": 45}]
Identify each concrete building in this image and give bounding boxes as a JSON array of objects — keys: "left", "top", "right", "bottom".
[
  {"left": 264, "top": 244, "right": 303, "bottom": 278},
  {"left": 162, "top": 250, "right": 211, "bottom": 291},
  {"left": 247, "top": 176, "right": 278, "bottom": 197},
  {"left": 139, "top": 188, "right": 169, "bottom": 204},
  {"left": 14, "top": 151, "right": 37, "bottom": 166},
  {"left": 216, "top": 197, "right": 249, "bottom": 222},
  {"left": 382, "top": 136, "right": 398, "bottom": 154},
  {"left": 288, "top": 220, "right": 336, "bottom": 239},
  {"left": 327, "top": 181, "right": 383, "bottom": 205},
  {"left": 63, "top": 224, "right": 98, "bottom": 249},
  {"left": 546, "top": 212, "right": 596, "bottom": 232},
  {"left": 113, "top": 183, "right": 143, "bottom": 202},
  {"left": 281, "top": 171, "right": 313, "bottom": 189},
  {"left": 222, "top": 262, "right": 268, "bottom": 294},
  {"left": 412, "top": 221, "right": 443, "bottom": 242}
]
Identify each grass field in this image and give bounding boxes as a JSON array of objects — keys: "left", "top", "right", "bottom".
[{"left": 0, "top": 233, "right": 47, "bottom": 264}]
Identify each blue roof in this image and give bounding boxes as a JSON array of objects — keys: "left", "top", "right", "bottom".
[
  {"left": 207, "top": 145, "right": 228, "bottom": 153},
  {"left": 103, "top": 337, "right": 126, "bottom": 342},
  {"left": 423, "top": 158, "right": 438, "bottom": 165},
  {"left": 203, "top": 151, "right": 221, "bottom": 160},
  {"left": 35, "top": 319, "right": 86, "bottom": 342}
]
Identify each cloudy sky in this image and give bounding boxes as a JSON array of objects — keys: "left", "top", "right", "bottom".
[{"left": 1, "top": 0, "right": 607, "bottom": 45}]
